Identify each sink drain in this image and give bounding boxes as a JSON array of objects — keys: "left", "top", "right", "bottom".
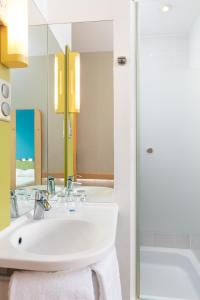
[{"left": 18, "top": 237, "right": 22, "bottom": 245}]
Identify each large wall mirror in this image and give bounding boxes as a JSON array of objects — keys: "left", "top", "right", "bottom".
[
  {"left": 73, "top": 22, "right": 114, "bottom": 186},
  {"left": 10, "top": 24, "right": 48, "bottom": 216},
  {"left": 47, "top": 21, "right": 114, "bottom": 187},
  {"left": 11, "top": 19, "right": 114, "bottom": 218}
]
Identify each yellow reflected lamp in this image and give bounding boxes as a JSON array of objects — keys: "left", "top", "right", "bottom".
[
  {"left": 54, "top": 53, "right": 65, "bottom": 113},
  {"left": 1, "top": 0, "right": 28, "bottom": 68},
  {"left": 68, "top": 52, "right": 80, "bottom": 113},
  {"left": 0, "top": 0, "right": 8, "bottom": 25}
]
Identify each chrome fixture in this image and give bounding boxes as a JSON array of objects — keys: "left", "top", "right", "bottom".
[
  {"left": 65, "top": 176, "right": 82, "bottom": 195},
  {"left": 146, "top": 148, "right": 154, "bottom": 154},
  {"left": 10, "top": 190, "right": 19, "bottom": 218},
  {"left": 48, "top": 176, "right": 55, "bottom": 195},
  {"left": 66, "top": 176, "right": 74, "bottom": 193},
  {"left": 117, "top": 56, "right": 127, "bottom": 65},
  {"left": 0, "top": 79, "right": 11, "bottom": 122},
  {"left": 34, "top": 190, "right": 51, "bottom": 220}
]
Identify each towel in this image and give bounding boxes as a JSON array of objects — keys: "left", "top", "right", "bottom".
[
  {"left": 92, "top": 248, "right": 122, "bottom": 300},
  {"left": 9, "top": 268, "right": 95, "bottom": 300}
]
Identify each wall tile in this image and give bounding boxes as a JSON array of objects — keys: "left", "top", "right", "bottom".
[
  {"left": 175, "top": 234, "right": 190, "bottom": 249},
  {"left": 140, "top": 231, "right": 190, "bottom": 249},
  {"left": 140, "top": 231, "right": 154, "bottom": 247},
  {"left": 190, "top": 235, "right": 200, "bottom": 250},
  {"left": 154, "top": 233, "right": 176, "bottom": 248}
]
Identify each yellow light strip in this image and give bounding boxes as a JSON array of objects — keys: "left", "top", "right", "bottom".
[
  {"left": 1, "top": 0, "right": 28, "bottom": 68},
  {"left": 68, "top": 52, "right": 80, "bottom": 113},
  {"left": 75, "top": 54, "right": 80, "bottom": 112},
  {"left": 54, "top": 53, "right": 65, "bottom": 113},
  {"left": 54, "top": 55, "right": 59, "bottom": 111}
]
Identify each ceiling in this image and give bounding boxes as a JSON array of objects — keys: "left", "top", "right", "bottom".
[
  {"left": 29, "top": 0, "right": 200, "bottom": 39},
  {"left": 139, "top": 0, "right": 200, "bottom": 36},
  {"left": 28, "top": 0, "right": 47, "bottom": 25},
  {"left": 28, "top": 0, "right": 113, "bottom": 54}
]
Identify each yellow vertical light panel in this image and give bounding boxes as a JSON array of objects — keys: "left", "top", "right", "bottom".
[
  {"left": 54, "top": 53, "right": 65, "bottom": 113},
  {"left": 1, "top": 0, "right": 28, "bottom": 68},
  {"left": 68, "top": 52, "right": 80, "bottom": 113},
  {"left": 0, "top": 41, "right": 10, "bottom": 230},
  {"left": 0, "top": 0, "right": 8, "bottom": 26},
  {"left": 67, "top": 114, "right": 75, "bottom": 176},
  {"left": 65, "top": 48, "right": 76, "bottom": 183}
]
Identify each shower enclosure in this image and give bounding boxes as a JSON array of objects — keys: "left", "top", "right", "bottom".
[{"left": 138, "top": 0, "right": 200, "bottom": 299}]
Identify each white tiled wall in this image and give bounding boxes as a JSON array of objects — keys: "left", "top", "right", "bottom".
[{"left": 140, "top": 231, "right": 200, "bottom": 250}]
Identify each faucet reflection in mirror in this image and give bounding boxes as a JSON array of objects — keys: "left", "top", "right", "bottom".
[{"left": 10, "top": 190, "right": 19, "bottom": 218}]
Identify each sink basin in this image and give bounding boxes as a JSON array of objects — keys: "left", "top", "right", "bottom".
[
  {"left": 0, "top": 203, "right": 118, "bottom": 272},
  {"left": 11, "top": 219, "right": 101, "bottom": 255}
]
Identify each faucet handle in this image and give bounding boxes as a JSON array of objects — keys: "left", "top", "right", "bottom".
[
  {"left": 67, "top": 176, "right": 73, "bottom": 183},
  {"left": 43, "top": 200, "right": 51, "bottom": 211},
  {"left": 10, "top": 189, "right": 15, "bottom": 197},
  {"left": 10, "top": 189, "right": 19, "bottom": 218},
  {"left": 35, "top": 191, "right": 41, "bottom": 201},
  {"left": 35, "top": 190, "right": 49, "bottom": 201},
  {"left": 35, "top": 190, "right": 51, "bottom": 211}
]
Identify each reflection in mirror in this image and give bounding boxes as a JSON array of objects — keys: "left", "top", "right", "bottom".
[
  {"left": 47, "top": 24, "right": 68, "bottom": 187},
  {"left": 73, "top": 22, "right": 114, "bottom": 188},
  {"left": 15, "top": 109, "right": 40, "bottom": 187},
  {"left": 10, "top": 20, "right": 114, "bottom": 218},
  {"left": 47, "top": 21, "right": 114, "bottom": 193},
  {"left": 10, "top": 24, "right": 48, "bottom": 217}
]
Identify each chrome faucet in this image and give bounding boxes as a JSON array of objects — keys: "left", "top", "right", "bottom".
[
  {"left": 10, "top": 190, "right": 19, "bottom": 218},
  {"left": 65, "top": 176, "right": 82, "bottom": 195},
  {"left": 66, "top": 176, "right": 74, "bottom": 193},
  {"left": 34, "top": 190, "right": 51, "bottom": 220},
  {"left": 48, "top": 176, "right": 55, "bottom": 195}
]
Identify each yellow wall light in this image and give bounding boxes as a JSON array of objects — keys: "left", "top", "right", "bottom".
[
  {"left": 68, "top": 52, "right": 80, "bottom": 113},
  {"left": 54, "top": 53, "right": 65, "bottom": 113},
  {"left": 0, "top": 0, "right": 8, "bottom": 25},
  {"left": 1, "top": 0, "right": 28, "bottom": 68}
]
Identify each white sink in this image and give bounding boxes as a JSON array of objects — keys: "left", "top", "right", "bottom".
[
  {"left": 0, "top": 203, "right": 118, "bottom": 272},
  {"left": 11, "top": 219, "right": 101, "bottom": 255}
]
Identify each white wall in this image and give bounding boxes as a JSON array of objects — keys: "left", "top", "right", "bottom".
[
  {"left": 49, "top": 24, "right": 72, "bottom": 52},
  {"left": 29, "top": 0, "right": 47, "bottom": 25},
  {"left": 32, "top": 0, "right": 48, "bottom": 21},
  {"left": 11, "top": 26, "right": 66, "bottom": 176},
  {"left": 139, "top": 34, "right": 200, "bottom": 236},
  {"left": 189, "top": 16, "right": 200, "bottom": 68},
  {"left": 72, "top": 21, "right": 113, "bottom": 53},
  {"left": 32, "top": 1, "right": 137, "bottom": 299},
  {"left": 77, "top": 52, "right": 114, "bottom": 175},
  {"left": 29, "top": 25, "right": 47, "bottom": 56}
]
